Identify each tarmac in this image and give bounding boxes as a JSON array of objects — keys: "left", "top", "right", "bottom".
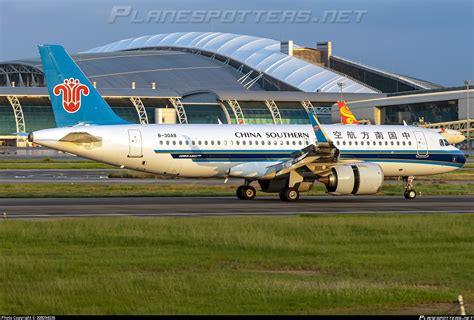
[{"left": 2, "top": 195, "right": 473, "bottom": 219}]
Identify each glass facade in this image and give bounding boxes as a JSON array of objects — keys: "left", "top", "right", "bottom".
[
  {"left": 0, "top": 98, "right": 16, "bottom": 135},
  {"left": 383, "top": 100, "right": 458, "bottom": 125},
  {"left": 182, "top": 104, "right": 227, "bottom": 124},
  {"left": 276, "top": 102, "right": 310, "bottom": 124},
  {"left": 238, "top": 102, "right": 274, "bottom": 125},
  {"left": 20, "top": 98, "right": 56, "bottom": 133}
]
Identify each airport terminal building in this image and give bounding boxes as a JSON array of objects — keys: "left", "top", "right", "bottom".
[{"left": 0, "top": 32, "right": 472, "bottom": 146}]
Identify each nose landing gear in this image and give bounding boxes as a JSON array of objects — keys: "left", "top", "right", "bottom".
[{"left": 402, "top": 176, "right": 417, "bottom": 199}]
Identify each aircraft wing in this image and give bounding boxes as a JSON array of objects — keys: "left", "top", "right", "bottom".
[{"left": 227, "top": 113, "right": 350, "bottom": 180}]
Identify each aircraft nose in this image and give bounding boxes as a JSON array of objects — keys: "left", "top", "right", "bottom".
[{"left": 456, "top": 152, "right": 467, "bottom": 166}]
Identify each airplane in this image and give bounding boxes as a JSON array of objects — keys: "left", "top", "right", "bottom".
[
  {"left": 29, "top": 45, "right": 467, "bottom": 201},
  {"left": 337, "top": 100, "right": 466, "bottom": 145}
]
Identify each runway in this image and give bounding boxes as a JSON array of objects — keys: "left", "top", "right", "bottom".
[{"left": 2, "top": 195, "right": 473, "bottom": 219}]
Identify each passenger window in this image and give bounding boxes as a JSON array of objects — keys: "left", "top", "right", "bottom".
[
  {"left": 379, "top": 141, "right": 382, "bottom": 146},
  {"left": 391, "top": 141, "right": 394, "bottom": 146},
  {"left": 198, "top": 141, "right": 202, "bottom": 145},
  {"left": 402, "top": 141, "right": 406, "bottom": 146},
  {"left": 192, "top": 141, "right": 195, "bottom": 145},
  {"left": 242, "top": 141, "right": 246, "bottom": 146},
  {"left": 159, "top": 141, "right": 163, "bottom": 145},
  {"left": 354, "top": 141, "right": 358, "bottom": 146},
  {"left": 172, "top": 141, "right": 176, "bottom": 145},
  {"left": 217, "top": 141, "right": 221, "bottom": 145},
  {"left": 166, "top": 141, "right": 169, "bottom": 145},
  {"left": 396, "top": 141, "right": 400, "bottom": 146},
  {"left": 185, "top": 140, "right": 189, "bottom": 145},
  {"left": 343, "top": 141, "right": 346, "bottom": 146},
  {"left": 385, "top": 141, "right": 388, "bottom": 146},
  {"left": 286, "top": 141, "right": 290, "bottom": 145},
  {"left": 236, "top": 141, "right": 240, "bottom": 145},
  {"left": 408, "top": 141, "right": 412, "bottom": 146},
  {"left": 179, "top": 141, "right": 182, "bottom": 145},
  {"left": 255, "top": 141, "right": 258, "bottom": 145},
  {"left": 274, "top": 141, "right": 277, "bottom": 145},
  {"left": 299, "top": 141, "right": 302, "bottom": 145},
  {"left": 373, "top": 141, "right": 376, "bottom": 146}
]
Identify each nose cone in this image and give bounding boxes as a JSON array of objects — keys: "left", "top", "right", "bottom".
[{"left": 455, "top": 151, "right": 467, "bottom": 167}]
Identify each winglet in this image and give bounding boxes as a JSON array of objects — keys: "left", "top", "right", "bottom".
[{"left": 307, "top": 112, "right": 330, "bottom": 143}]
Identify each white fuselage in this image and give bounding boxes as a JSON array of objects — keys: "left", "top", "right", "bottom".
[{"left": 32, "top": 123, "right": 466, "bottom": 178}]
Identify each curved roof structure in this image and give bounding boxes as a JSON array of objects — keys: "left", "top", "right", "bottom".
[
  {"left": 84, "top": 32, "right": 377, "bottom": 94},
  {"left": 5, "top": 50, "right": 255, "bottom": 94}
]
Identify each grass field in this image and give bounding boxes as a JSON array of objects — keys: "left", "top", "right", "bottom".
[
  {"left": 1, "top": 215, "right": 473, "bottom": 314},
  {"left": 0, "top": 158, "right": 472, "bottom": 172},
  {"left": 0, "top": 182, "right": 473, "bottom": 198},
  {"left": 0, "top": 159, "right": 114, "bottom": 170}
]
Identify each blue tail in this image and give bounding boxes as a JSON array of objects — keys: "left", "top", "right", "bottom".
[{"left": 39, "top": 45, "right": 128, "bottom": 127}]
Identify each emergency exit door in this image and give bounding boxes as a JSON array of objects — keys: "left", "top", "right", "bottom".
[
  {"left": 128, "top": 129, "right": 143, "bottom": 158},
  {"left": 413, "top": 131, "right": 428, "bottom": 157}
]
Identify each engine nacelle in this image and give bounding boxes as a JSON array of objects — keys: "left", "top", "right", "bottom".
[{"left": 322, "top": 163, "right": 384, "bottom": 195}]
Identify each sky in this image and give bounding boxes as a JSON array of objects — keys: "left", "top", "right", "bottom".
[{"left": 0, "top": 0, "right": 473, "bottom": 87}]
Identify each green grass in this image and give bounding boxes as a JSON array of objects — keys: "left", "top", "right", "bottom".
[
  {"left": 1, "top": 215, "right": 473, "bottom": 314},
  {"left": 0, "top": 182, "right": 473, "bottom": 198},
  {"left": 0, "top": 159, "right": 114, "bottom": 169}
]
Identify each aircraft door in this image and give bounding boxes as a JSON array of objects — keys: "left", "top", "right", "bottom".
[
  {"left": 128, "top": 129, "right": 143, "bottom": 158},
  {"left": 413, "top": 131, "right": 428, "bottom": 157}
]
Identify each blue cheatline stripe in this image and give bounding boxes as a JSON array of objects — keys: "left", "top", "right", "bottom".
[
  {"left": 365, "top": 159, "right": 464, "bottom": 167},
  {"left": 155, "top": 148, "right": 464, "bottom": 154},
  {"left": 153, "top": 148, "right": 465, "bottom": 166},
  {"left": 340, "top": 152, "right": 465, "bottom": 164},
  {"left": 154, "top": 149, "right": 298, "bottom": 153}
]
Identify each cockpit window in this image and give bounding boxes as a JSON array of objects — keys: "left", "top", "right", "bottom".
[
  {"left": 443, "top": 139, "right": 450, "bottom": 146},
  {"left": 439, "top": 139, "right": 444, "bottom": 147}
]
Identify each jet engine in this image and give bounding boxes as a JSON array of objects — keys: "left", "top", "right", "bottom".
[{"left": 320, "top": 163, "right": 384, "bottom": 195}]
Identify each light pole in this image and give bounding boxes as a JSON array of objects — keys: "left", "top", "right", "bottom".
[
  {"left": 464, "top": 80, "right": 471, "bottom": 153},
  {"left": 337, "top": 82, "right": 344, "bottom": 102}
]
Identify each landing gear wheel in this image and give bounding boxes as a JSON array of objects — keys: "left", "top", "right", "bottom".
[
  {"left": 236, "top": 186, "right": 245, "bottom": 200},
  {"left": 404, "top": 189, "right": 417, "bottom": 200},
  {"left": 402, "top": 176, "right": 417, "bottom": 200},
  {"left": 279, "top": 188, "right": 300, "bottom": 202},
  {"left": 237, "top": 185, "right": 256, "bottom": 200}
]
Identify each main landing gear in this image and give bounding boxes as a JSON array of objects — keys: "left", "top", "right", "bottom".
[
  {"left": 236, "top": 181, "right": 256, "bottom": 200},
  {"left": 402, "top": 176, "right": 417, "bottom": 200},
  {"left": 279, "top": 188, "right": 300, "bottom": 202}
]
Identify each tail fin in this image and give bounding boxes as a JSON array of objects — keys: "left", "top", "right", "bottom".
[
  {"left": 38, "top": 45, "right": 128, "bottom": 127},
  {"left": 337, "top": 101, "right": 359, "bottom": 125}
]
